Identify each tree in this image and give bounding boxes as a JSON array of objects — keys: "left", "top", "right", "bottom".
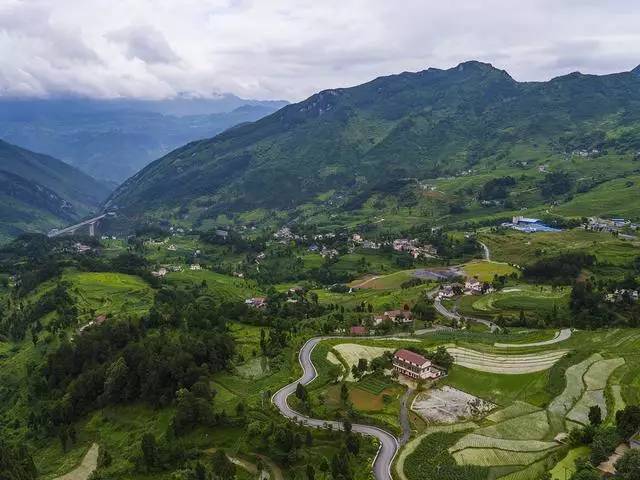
[
  {"left": 616, "top": 405, "right": 640, "bottom": 439},
  {"left": 343, "top": 419, "right": 352, "bottom": 434},
  {"left": 590, "top": 427, "right": 620, "bottom": 466},
  {"left": 141, "top": 433, "right": 158, "bottom": 469},
  {"left": 345, "top": 434, "right": 360, "bottom": 455},
  {"left": 306, "top": 464, "right": 315, "bottom": 480},
  {"left": 340, "top": 383, "right": 349, "bottom": 404},
  {"left": 211, "top": 450, "right": 235, "bottom": 479},
  {"left": 588, "top": 405, "right": 602, "bottom": 426},
  {"left": 295, "top": 383, "right": 308, "bottom": 401},
  {"left": 102, "top": 356, "right": 129, "bottom": 403},
  {"left": 616, "top": 449, "right": 640, "bottom": 480}
]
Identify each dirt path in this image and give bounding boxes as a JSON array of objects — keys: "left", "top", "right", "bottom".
[
  {"left": 206, "top": 449, "right": 276, "bottom": 480},
  {"left": 398, "top": 388, "right": 414, "bottom": 446},
  {"left": 53, "top": 443, "right": 99, "bottom": 480}
]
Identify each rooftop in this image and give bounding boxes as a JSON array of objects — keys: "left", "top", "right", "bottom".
[{"left": 394, "top": 349, "right": 429, "bottom": 366}]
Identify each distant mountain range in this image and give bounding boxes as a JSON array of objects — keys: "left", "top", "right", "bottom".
[
  {"left": 107, "top": 61, "right": 640, "bottom": 226},
  {"left": 0, "top": 140, "right": 110, "bottom": 242},
  {"left": 0, "top": 94, "right": 288, "bottom": 184}
]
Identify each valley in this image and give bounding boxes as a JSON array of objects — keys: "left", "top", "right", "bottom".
[{"left": 2, "top": 61, "right": 640, "bottom": 480}]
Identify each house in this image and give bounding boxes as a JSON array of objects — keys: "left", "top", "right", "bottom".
[
  {"left": 245, "top": 297, "right": 267, "bottom": 309},
  {"left": 74, "top": 243, "right": 92, "bottom": 253},
  {"left": 215, "top": 229, "right": 229, "bottom": 239},
  {"left": 392, "top": 349, "right": 444, "bottom": 380},
  {"left": 320, "top": 247, "right": 339, "bottom": 259},
  {"left": 350, "top": 326, "right": 368, "bottom": 336},
  {"left": 190, "top": 264, "right": 202, "bottom": 270},
  {"left": 384, "top": 310, "right": 413, "bottom": 323},
  {"left": 79, "top": 314, "right": 107, "bottom": 334},
  {"left": 308, "top": 243, "right": 320, "bottom": 252},
  {"left": 438, "top": 285, "right": 456, "bottom": 298},
  {"left": 465, "top": 278, "right": 483, "bottom": 294},
  {"left": 167, "top": 244, "right": 177, "bottom": 251},
  {"left": 151, "top": 267, "right": 167, "bottom": 277}
]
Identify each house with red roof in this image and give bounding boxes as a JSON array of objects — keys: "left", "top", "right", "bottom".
[
  {"left": 350, "top": 325, "right": 368, "bottom": 336},
  {"left": 393, "top": 349, "right": 444, "bottom": 380}
]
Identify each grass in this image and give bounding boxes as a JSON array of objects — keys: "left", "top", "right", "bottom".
[
  {"left": 165, "top": 270, "right": 260, "bottom": 301},
  {"left": 450, "top": 434, "right": 556, "bottom": 452},
  {"left": 63, "top": 271, "right": 154, "bottom": 318},
  {"left": 456, "top": 284, "right": 570, "bottom": 320},
  {"left": 462, "top": 260, "right": 519, "bottom": 282},
  {"left": 444, "top": 365, "right": 551, "bottom": 407}
]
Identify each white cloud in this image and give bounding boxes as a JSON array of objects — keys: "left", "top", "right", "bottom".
[{"left": 0, "top": 0, "right": 638, "bottom": 100}]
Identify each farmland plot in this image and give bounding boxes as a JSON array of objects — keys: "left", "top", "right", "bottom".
[
  {"left": 476, "top": 410, "right": 550, "bottom": 440},
  {"left": 450, "top": 434, "right": 557, "bottom": 452},
  {"left": 327, "top": 344, "right": 391, "bottom": 381},
  {"left": 453, "top": 448, "right": 551, "bottom": 467},
  {"left": 547, "top": 354, "right": 603, "bottom": 418},
  {"left": 487, "top": 401, "right": 541, "bottom": 423},
  {"left": 566, "top": 390, "right": 607, "bottom": 425},
  {"left": 447, "top": 347, "right": 567, "bottom": 374},
  {"left": 583, "top": 358, "right": 625, "bottom": 390},
  {"left": 566, "top": 357, "right": 624, "bottom": 425}
]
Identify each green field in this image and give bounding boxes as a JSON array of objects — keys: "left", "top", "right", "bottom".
[{"left": 63, "top": 271, "right": 154, "bottom": 318}]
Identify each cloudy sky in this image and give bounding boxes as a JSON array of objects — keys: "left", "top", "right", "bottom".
[{"left": 1, "top": 0, "right": 639, "bottom": 101}]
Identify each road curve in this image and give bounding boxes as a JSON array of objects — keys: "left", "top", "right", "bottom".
[{"left": 272, "top": 337, "right": 399, "bottom": 480}]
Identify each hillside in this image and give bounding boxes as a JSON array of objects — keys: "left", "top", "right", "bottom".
[
  {"left": 0, "top": 140, "right": 109, "bottom": 241},
  {"left": 0, "top": 97, "right": 288, "bottom": 183},
  {"left": 107, "top": 61, "right": 640, "bottom": 228}
]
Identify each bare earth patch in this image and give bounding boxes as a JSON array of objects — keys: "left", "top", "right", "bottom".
[{"left": 411, "top": 386, "right": 496, "bottom": 424}]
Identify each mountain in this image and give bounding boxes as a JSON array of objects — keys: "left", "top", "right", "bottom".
[
  {"left": 0, "top": 96, "right": 288, "bottom": 183},
  {"left": 107, "top": 61, "right": 640, "bottom": 225},
  {"left": 0, "top": 140, "right": 110, "bottom": 241}
]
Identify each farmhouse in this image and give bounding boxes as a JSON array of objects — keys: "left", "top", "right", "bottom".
[
  {"left": 392, "top": 349, "right": 444, "bottom": 380},
  {"left": 438, "top": 285, "right": 455, "bottom": 298},
  {"left": 384, "top": 309, "right": 413, "bottom": 323},
  {"left": 464, "top": 278, "right": 483, "bottom": 294},
  {"left": 245, "top": 297, "right": 267, "bottom": 308},
  {"left": 350, "top": 326, "right": 368, "bottom": 336},
  {"left": 151, "top": 267, "right": 167, "bottom": 277}
]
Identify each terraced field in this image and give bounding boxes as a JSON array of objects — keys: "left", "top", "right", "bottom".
[{"left": 447, "top": 347, "right": 567, "bottom": 374}]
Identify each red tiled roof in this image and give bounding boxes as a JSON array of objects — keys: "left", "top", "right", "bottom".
[
  {"left": 394, "top": 349, "right": 429, "bottom": 366},
  {"left": 351, "top": 326, "right": 368, "bottom": 335}
]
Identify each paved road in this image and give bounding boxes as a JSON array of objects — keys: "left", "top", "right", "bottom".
[
  {"left": 434, "top": 296, "right": 502, "bottom": 333},
  {"left": 272, "top": 337, "right": 399, "bottom": 480}
]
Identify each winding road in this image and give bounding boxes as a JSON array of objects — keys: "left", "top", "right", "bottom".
[{"left": 272, "top": 337, "right": 399, "bottom": 480}]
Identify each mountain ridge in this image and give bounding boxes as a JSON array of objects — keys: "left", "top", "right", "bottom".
[{"left": 107, "top": 61, "right": 640, "bottom": 225}]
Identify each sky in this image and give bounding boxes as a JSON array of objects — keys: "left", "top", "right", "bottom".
[{"left": 1, "top": 0, "right": 639, "bottom": 102}]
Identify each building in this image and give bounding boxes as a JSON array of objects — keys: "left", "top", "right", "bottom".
[
  {"left": 465, "top": 278, "right": 482, "bottom": 294},
  {"left": 190, "top": 264, "right": 202, "bottom": 270},
  {"left": 350, "top": 326, "right": 368, "bottom": 336},
  {"left": 151, "top": 267, "right": 168, "bottom": 277},
  {"left": 392, "top": 349, "right": 444, "bottom": 380},
  {"left": 245, "top": 297, "right": 267, "bottom": 308},
  {"left": 384, "top": 310, "right": 413, "bottom": 323}
]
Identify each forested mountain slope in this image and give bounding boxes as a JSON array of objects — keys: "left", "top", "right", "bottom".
[
  {"left": 107, "top": 61, "right": 640, "bottom": 225},
  {"left": 0, "top": 140, "right": 109, "bottom": 241}
]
